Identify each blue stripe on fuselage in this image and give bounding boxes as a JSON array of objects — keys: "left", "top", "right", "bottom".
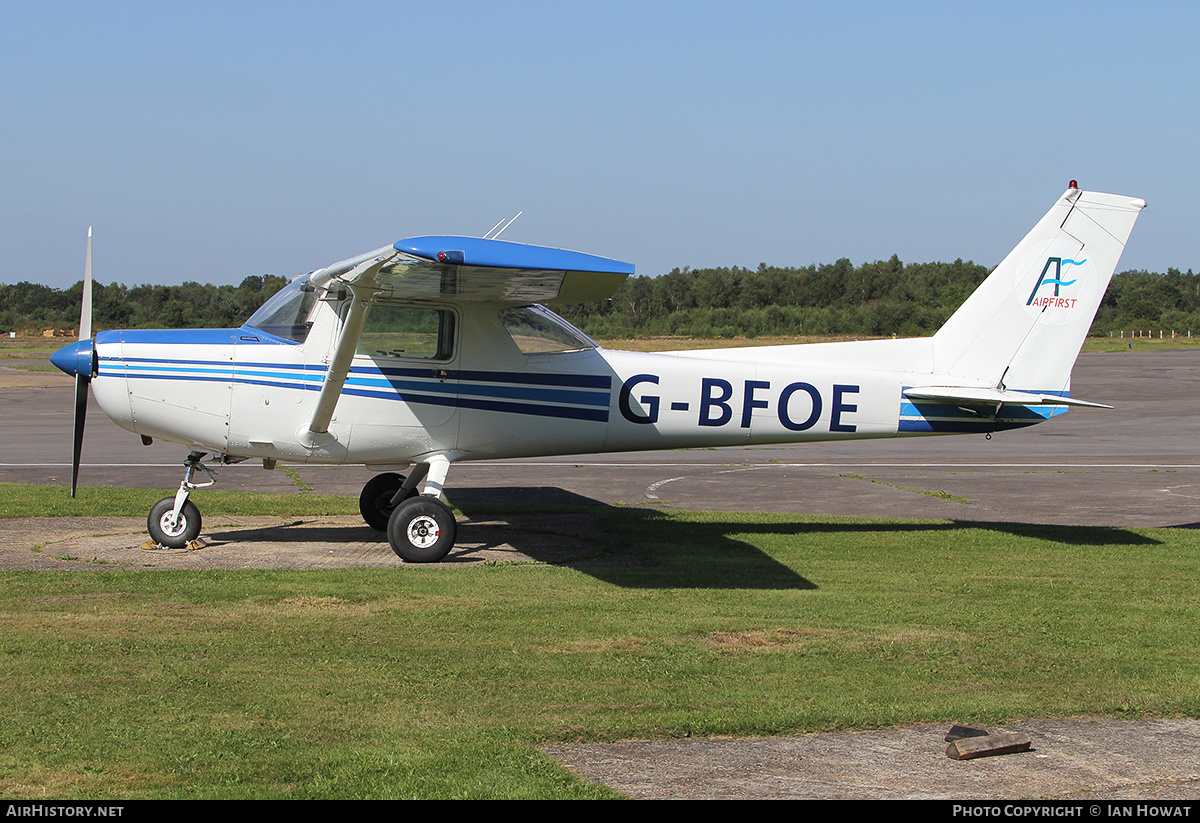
[{"left": 97, "top": 352, "right": 612, "bottom": 422}]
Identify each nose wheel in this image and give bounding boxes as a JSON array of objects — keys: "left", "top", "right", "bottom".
[
  {"left": 146, "top": 450, "right": 214, "bottom": 548},
  {"left": 147, "top": 497, "right": 202, "bottom": 548}
]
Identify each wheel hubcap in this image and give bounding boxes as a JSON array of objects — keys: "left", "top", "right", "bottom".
[
  {"left": 159, "top": 513, "right": 185, "bottom": 537},
  {"left": 407, "top": 515, "right": 440, "bottom": 549}
]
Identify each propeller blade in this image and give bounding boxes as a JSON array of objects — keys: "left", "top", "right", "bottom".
[
  {"left": 80, "top": 228, "right": 92, "bottom": 340},
  {"left": 70, "top": 227, "right": 94, "bottom": 498},
  {"left": 71, "top": 373, "right": 88, "bottom": 498}
]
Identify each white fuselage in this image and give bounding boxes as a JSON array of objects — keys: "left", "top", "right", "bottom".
[{"left": 88, "top": 297, "right": 1053, "bottom": 470}]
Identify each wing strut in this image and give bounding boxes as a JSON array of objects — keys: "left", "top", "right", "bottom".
[{"left": 300, "top": 250, "right": 398, "bottom": 446}]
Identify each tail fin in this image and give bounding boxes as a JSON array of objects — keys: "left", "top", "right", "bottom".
[{"left": 932, "top": 186, "right": 1145, "bottom": 393}]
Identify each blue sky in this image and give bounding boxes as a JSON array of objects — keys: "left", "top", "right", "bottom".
[{"left": 2, "top": 1, "right": 1196, "bottom": 290}]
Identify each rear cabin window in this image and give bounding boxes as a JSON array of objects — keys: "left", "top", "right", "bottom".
[
  {"left": 499, "top": 305, "right": 597, "bottom": 354},
  {"left": 356, "top": 304, "right": 455, "bottom": 361}
]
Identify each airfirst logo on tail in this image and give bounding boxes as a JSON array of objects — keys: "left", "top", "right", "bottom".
[{"left": 1027, "top": 256, "right": 1086, "bottom": 309}]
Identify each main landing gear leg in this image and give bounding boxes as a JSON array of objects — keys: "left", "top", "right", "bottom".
[
  {"left": 384, "top": 456, "right": 457, "bottom": 564},
  {"left": 147, "top": 451, "right": 215, "bottom": 548}
]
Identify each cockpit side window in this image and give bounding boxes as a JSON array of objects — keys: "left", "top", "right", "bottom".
[
  {"left": 355, "top": 304, "right": 455, "bottom": 361},
  {"left": 244, "top": 275, "right": 319, "bottom": 343},
  {"left": 499, "top": 305, "right": 597, "bottom": 354}
]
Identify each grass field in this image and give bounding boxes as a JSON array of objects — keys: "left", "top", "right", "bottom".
[
  {"left": 0, "top": 482, "right": 359, "bottom": 518},
  {"left": 1, "top": 487, "right": 1198, "bottom": 798}
]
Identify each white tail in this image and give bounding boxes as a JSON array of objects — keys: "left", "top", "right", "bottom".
[{"left": 931, "top": 186, "right": 1146, "bottom": 393}]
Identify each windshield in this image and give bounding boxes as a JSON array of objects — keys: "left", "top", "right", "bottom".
[{"left": 245, "top": 275, "right": 319, "bottom": 343}]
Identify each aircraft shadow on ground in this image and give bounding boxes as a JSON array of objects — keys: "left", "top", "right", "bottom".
[
  {"left": 202, "top": 485, "right": 1160, "bottom": 591},
  {"left": 448, "top": 487, "right": 1162, "bottom": 590}
]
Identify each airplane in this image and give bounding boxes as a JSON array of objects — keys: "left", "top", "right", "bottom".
[{"left": 49, "top": 183, "right": 1145, "bottom": 562}]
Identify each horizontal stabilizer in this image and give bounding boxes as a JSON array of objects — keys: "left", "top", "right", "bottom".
[{"left": 903, "top": 386, "right": 1112, "bottom": 409}]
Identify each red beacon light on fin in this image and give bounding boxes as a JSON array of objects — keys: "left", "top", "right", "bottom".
[{"left": 1069, "top": 179, "right": 1079, "bottom": 189}]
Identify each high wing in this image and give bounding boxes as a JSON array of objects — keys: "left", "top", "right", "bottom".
[
  {"left": 301, "top": 236, "right": 635, "bottom": 442},
  {"left": 309, "top": 236, "right": 634, "bottom": 303}
]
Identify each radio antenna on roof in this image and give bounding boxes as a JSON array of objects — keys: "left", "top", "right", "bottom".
[{"left": 483, "top": 211, "right": 523, "bottom": 240}]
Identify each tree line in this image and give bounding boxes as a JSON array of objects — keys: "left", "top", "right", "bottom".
[
  {"left": 0, "top": 275, "right": 289, "bottom": 335},
  {"left": 556, "top": 259, "right": 1200, "bottom": 339},
  {"left": 2, "top": 261, "right": 1197, "bottom": 339}
]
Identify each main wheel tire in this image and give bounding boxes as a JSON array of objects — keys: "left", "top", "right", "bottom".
[
  {"left": 359, "top": 472, "right": 416, "bottom": 531},
  {"left": 387, "top": 496, "right": 457, "bottom": 563},
  {"left": 147, "top": 496, "right": 202, "bottom": 548}
]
